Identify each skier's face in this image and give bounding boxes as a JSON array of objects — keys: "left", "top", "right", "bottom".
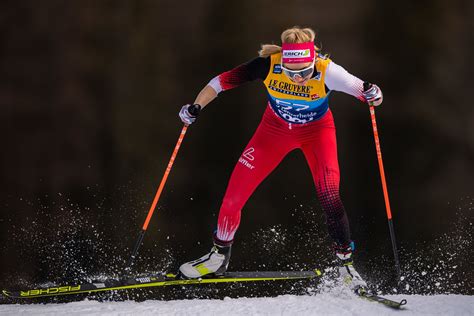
[{"left": 282, "top": 60, "right": 314, "bottom": 86}]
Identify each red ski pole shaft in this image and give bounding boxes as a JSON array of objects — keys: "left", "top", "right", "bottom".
[
  {"left": 143, "top": 125, "right": 188, "bottom": 230},
  {"left": 368, "top": 104, "right": 401, "bottom": 278},
  {"left": 369, "top": 106, "right": 392, "bottom": 219},
  {"left": 127, "top": 124, "right": 188, "bottom": 269}
]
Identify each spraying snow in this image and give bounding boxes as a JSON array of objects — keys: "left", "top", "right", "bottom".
[{"left": 1, "top": 294, "right": 473, "bottom": 316}]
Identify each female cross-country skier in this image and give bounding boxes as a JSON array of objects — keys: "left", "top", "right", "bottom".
[{"left": 178, "top": 26, "right": 382, "bottom": 289}]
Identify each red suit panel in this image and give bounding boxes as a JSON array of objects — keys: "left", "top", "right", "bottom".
[{"left": 216, "top": 106, "right": 350, "bottom": 245}]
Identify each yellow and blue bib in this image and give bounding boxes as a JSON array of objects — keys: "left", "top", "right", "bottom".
[{"left": 263, "top": 52, "right": 331, "bottom": 124}]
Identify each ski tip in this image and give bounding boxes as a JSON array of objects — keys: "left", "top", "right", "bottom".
[
  {"left": 400, "top": 299, "right": 408, "bottom": 306},
  {"left": 314, "top": 269, "right": 322, "bottom": 276}
]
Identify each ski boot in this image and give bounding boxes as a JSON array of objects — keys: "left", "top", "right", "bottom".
[
  {"left": 179, "top": 237, "right": 232, "bottom": 279},
  {"left": 334, "top": 242, "right": 367, "bottom": 290}
]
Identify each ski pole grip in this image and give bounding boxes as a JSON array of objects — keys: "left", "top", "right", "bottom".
[
  {"left": 363, "top": 81, "right": 372, "bottom": 92},
  {"left": 188, "top": 104, "right": 201, "bottom": 117}
]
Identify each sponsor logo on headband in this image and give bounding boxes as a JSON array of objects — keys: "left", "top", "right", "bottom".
[{"left": 282, "top": 49, "right": 311, "bottom": 58}]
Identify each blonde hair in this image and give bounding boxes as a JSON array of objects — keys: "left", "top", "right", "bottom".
[{"left": 259, "top": 27, "right": 320, "bottom": 57}]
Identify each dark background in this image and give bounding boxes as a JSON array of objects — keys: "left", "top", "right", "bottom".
[{"left": 1, "top": 0, "right": 473, "bottom": 297}]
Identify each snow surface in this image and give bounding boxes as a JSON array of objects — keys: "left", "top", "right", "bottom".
[{"left": 1, "top": 294, "right": 473, "bottom": 316}]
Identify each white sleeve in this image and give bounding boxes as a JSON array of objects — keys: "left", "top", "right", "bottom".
[
  {"left": 208, "top": 76, "right": 222, "bottom": 94},
  {"left": 325, "top": 61, "right": 365, "bottom": 100}
]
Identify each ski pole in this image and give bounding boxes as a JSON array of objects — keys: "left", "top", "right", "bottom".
[
  {"left": 126, "top": 105, "right": 200, "bottom": 270},
  {"left": 364, "top": 82, "right": 401, "bottom": 279}
]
